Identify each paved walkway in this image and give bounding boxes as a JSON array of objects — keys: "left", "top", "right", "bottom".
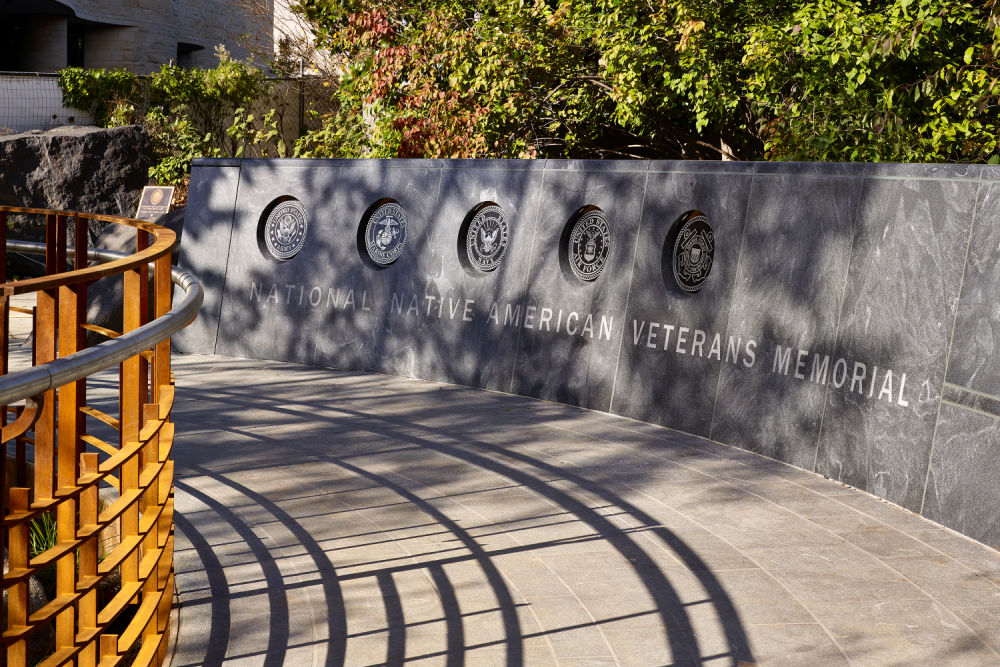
[
  {"left": 167, "top": 354, "right": 1000, "bottom": 666},
  {"left": 7, "top": 293, "right": 34, "bottom": 361}
]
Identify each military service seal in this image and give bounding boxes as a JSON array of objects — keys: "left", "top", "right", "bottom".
[
  {"left": 261, "top": 198, "right": 308, "bottom": 261},
  {"left": 567, "top": 207, "right": 611, "bottom": 282},
  {"left": 465, "top": 203, "right": 509, "bottom": 272},
  {"left": 672, "top": 212, "right": 714, "bottom": 293},
  {"left": 363, "top": 200, "right": 407, "bottom": 266}
]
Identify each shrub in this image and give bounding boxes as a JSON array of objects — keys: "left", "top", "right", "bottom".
[{"left": 58, "top": 47, "right": 278, "bottom": 189}]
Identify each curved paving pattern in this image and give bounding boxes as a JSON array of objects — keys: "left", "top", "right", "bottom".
[{"left": 169, "top": 355, "right": 1000, "bottom": 666}]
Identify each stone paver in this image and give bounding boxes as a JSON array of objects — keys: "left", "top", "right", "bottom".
[
  {"left": 7, "top": 293, "right": 34, "bottom": 364},
  {"left": 163, "top": 354, "right": 1000, "bottom": 666}
]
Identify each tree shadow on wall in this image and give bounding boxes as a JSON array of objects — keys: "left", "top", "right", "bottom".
[{"left": 166, "top": 160, "right": 987, "bottom": 665}]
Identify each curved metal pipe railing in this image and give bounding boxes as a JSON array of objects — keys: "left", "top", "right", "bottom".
[{"left": 0, "top": 242, "right": 202, "bottom": 406}]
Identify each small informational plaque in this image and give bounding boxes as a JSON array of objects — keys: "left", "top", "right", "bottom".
[{"left": 134, "top": 186, "right": 175, "bottom": 221}]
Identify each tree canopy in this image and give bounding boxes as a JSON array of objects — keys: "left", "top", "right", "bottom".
[{"left": 290, "top": 0, "right": 1000, "bottom": 162}]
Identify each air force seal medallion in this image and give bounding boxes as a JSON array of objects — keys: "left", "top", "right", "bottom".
[
  {"left": 465, "top": 203, "right": 509, "bottom": 272},
  {"left": 567, "top": 207, "right": 611, "bottom": 282},
  {"left": 261, "top": 198, "right": 308, "bottom": 261},
  {"left": 363, "top": 200, "right": 407, "bottom": 266},
  {"left": 672, "top": 212, "right": 714, "bottom": 293}
]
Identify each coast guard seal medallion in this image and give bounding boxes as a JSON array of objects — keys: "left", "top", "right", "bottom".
[
  {"left": 465, "top": 203, "right": 509, "bottom": 272},
  {"left": 261, "top": 198, "right": 308, "bottom": 261},
  {"left": 672, "top": 212, "right": 714, "bottom": 293},
  {"left": 363, "top": 200, "right": 407, "bottom": 266},
  {"left": 567, "top": 208, "right": 610, "bottom": 282}
]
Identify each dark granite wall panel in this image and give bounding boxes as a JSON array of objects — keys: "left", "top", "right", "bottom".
[
  {"left": 311, "top": 161, "right": 446, "bottom": 377},
  {"left": 213, "top": 162, "right": 345, "bottom": 365},
  {"left": 413, "top": 162, "right": 546, "bottom": 391},
  {"left": 945, "top": 181, "right": 1000, "bottom": 397},
  {"left": 611, "top": 171, "right": 752, "bottom": 437},
  {"left": 172, "top": 162, "right": 241, "bottom": 355},
  {"left": 942, "top": 384, "right": 1000, "bottom": 418},
  {"left": 710, "top": 174, "right": 862, "bottom": 470},
  {"left": 922, "top": 403, "right": 1000, "bottom": 547},
  {"left": 509, "top": 163, "right": 647, "bottom": 411},
  {"left": 180, "top": 158, "right": 1000, "bottom": 548},
  {"left": 814, "top": 179, "right": 978, "bottom": 512}
]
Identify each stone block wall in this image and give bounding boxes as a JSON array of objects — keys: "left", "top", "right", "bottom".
[
  {"left": 53, "top": 0, "right": 265, "bottom": 72},
  {"left": 176, "top": 158, "right": 1000, "bottom": 549}
]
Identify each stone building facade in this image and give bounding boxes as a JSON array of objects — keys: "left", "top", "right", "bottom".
[{"left": 0, "top": 0, "right": 273, "bottom": 73}]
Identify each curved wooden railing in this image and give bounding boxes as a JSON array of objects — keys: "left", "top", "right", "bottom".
[{"left": 0, "top": 206, "right": 202, "bottom": 666}]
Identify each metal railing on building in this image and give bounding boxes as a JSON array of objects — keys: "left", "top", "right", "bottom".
[{"left": 0, "top": 206, "right": 202, "bottom": 666}]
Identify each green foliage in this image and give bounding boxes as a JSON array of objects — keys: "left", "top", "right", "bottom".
[
  {"left": 58, "top": 68, "right": 140, "bottom": 126},
  {"left": 228, "top": 108, "right": 288, "bottom": 158},
  {"left": 61, "top": 2, "right": 1000, "bottom": 163},
  {"left": 147, "top": 46, "right": 272, "bottom": 149},
  {"left": 291, "top": 0, "right": 798, "bottom": 159},
  {"left": 145, "top": 107, "right": 221, "bottom": 185},
  {"left": 28, "top": 512, "right": 57, "bottom": 558},
  {"left": 744, "top": 0, "right": 1000, "bottom": 162},
  {"left": 28, "top": 512, "right": 59, "bottom": 602},
  {"left": 291, "top": 0, "right": 1000, "bottom": 162},
  {"left": 58, "top": 48, "right": 277, "bottom": 186}
]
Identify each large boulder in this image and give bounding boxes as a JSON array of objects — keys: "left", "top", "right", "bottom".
[{"left": 0, "top": 125, "right": 152, "bottom": 245}]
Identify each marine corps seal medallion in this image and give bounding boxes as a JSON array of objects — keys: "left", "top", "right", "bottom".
[
  {"left": 363, "top": 200, "right": 407, "bottom": 266},
  {"left": 672, "top": 212, "right": 714, "bottom": 293},
  {"left": 261, "top": 198, "right": 308, "bottom": 261},
  {"left": 465, "top": 203, "right": 509, "bottom": 272},
  {"left": 567, "top": 207, "right": 610, "bottom": 282}
]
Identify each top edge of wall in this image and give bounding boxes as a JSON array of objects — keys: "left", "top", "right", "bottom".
[{"left": 189, "top": 157, "right": 1000, "bottom": 180}]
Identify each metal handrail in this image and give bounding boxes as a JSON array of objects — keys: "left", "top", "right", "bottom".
[
  {"left": 0, "top": 241, "right": 203, "bottom": 405},
  {"left": 0, "top": 207, "right": 176, "bottom": 293}
]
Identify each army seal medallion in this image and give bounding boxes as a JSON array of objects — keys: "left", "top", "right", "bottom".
[
  {"left": 465, "top": 203, "right": 509, "bottom": 272},
  {"left": 672, "top": 213, "right": 714, "bottom": 293},
  {"left": 262, "top": 199, "right": 308, "bottom": 261},
  {"left": 364, "top": 201, "right": 408, "bottom": 266},
  {"left": 567, "top": 208, "right": 611, "bottom": 282}
]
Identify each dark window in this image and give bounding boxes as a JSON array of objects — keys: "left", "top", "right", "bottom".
[
  {"left": 0, "top": 20, "right": 26, "bottom": 71},
  {"left": 67, "top": 24, "right": 84, "bottom": 67},
  {"left": 176, "top": 42, "right": 203, "bottom": 68}
]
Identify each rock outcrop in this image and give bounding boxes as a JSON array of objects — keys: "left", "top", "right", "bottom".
[{"left": 0, "top": 125, "right": 152, "bottom": 242}]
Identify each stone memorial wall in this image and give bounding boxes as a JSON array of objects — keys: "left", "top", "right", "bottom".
[{"left": 176, "top": 158, "right": 1000, "bottom": 549}]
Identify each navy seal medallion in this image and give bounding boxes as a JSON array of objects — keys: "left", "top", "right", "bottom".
[
  {"left": 261, "top": 198, "right": 308, "bottom": 261},
  {"left": 465, "top": 203, "right": 509, "bottom": 272},
  {"left": 568, "top": 208, "right": 610, "bottom": 282},
  {"left": 364, "top": 200, "right": 407, "bottom": 266},
  {"left": 672, "top": 213, "right": 714, "bottom": 293}
]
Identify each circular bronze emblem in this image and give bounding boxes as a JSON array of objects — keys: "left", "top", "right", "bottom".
[
  {"left": 363, "top": 201, "right": 407, "bottom": 266},
  {"left": 465, "top": 203, "right": 509, "bottom": 272},
  {"left": 262, "top": 199, "right": 308, "bottom": 261},
  {"left": 150, "top": 189, "right": 164, "bottom": 205},
  {"left": 672, "top": 213, "right": 714, "bottom": 292},
  {"left": 567, "top": 208, "right": 610, "bottom": 282}
]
